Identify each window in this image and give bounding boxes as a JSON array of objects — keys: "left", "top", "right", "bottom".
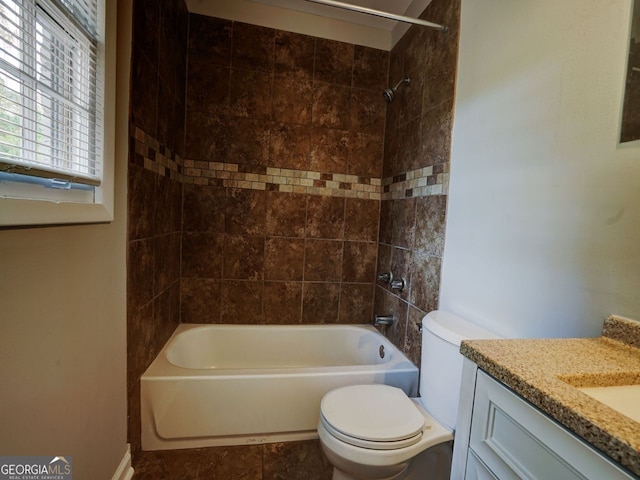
[{"left": 0, "top": 0, "right": 112, "bottom": 226}]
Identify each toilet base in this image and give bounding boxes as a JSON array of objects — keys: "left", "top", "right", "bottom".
[
  {"left": 400, "top": 441, "right": 452, "bottom": 480},
  {"left": 326, "top": 441, "right": 453, "bottom": 480}
]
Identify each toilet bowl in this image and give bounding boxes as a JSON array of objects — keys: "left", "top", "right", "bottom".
[
  {"left": 318, "top": 385, "right": 453, "bottom": 480},
  {"left": 317, "top": 311, "right": 498, "bottom": 480}
]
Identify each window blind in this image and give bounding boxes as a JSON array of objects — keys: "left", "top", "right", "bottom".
[{"left": 0, "top": 0, "right": 103, "bottom": 187}]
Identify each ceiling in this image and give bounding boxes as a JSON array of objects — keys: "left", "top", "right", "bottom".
[{"left": 185, "top": 0, "right": 432, "bottom": 50}]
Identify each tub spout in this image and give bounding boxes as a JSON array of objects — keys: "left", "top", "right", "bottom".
[{"left": 374, "top": 314, "right": 395, "bottom": 326}]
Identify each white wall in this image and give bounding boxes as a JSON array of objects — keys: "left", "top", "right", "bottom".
[
  {"left": 441, "top": 0, "right": 640, "bottom": 338},
  {"left": 0, "top": 1, "right": 131, "bottom": 478}
]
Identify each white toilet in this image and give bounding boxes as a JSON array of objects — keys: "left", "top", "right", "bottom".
[{"left": 317, "top": 310, "right": 498, "bottom": 480}]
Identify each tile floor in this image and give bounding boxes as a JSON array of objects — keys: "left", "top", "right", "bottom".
[{"left": 133, "top": 440, "right": 333, "bottom": 479}]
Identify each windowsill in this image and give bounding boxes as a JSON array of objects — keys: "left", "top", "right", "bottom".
[{"left": 0, "top": 196, "right": 114, "bottom": 227}]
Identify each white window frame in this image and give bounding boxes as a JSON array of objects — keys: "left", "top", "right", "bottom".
[{"left": 0, "top": 0, "right": 115, "bottom": 226}]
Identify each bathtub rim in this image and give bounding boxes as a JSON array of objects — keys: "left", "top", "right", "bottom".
[{"left": 143, "top": 323, "right": 416, "bottom": 378}]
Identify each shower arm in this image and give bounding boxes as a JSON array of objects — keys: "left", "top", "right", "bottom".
[
  {"left": 302, "top": 0, "right": 448, "bottom": 32},
  {"left": 393, "top": 77, "right": 410, "bottom": 90}
]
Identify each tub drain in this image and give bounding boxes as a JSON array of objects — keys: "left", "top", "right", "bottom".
[{"left": 379, "top": 345, "right": 385, "bottom": 359}]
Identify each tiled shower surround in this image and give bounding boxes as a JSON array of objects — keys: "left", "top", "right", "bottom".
[
  {"left": 126, "top": 0, "right": 460, "bottom": 469},
  {"left": 374, "top": 0, "right": 460, "bottom": 367},
  {"left": 127, "top": 0, "right": 187, "bottom": 456},
  {"left": 180, "top": 15, "right": 389, "bottom": 326}
]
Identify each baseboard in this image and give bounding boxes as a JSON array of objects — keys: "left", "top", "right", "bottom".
[{"left": 112, "top": 444, "right": 134, "bottom": 480}]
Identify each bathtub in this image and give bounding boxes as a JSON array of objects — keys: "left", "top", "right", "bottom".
[{"left": 141, "top": 323, "right": 418, "bottom": 450}]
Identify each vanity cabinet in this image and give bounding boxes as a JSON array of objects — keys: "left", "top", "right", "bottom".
[{"left": 451, "top": 360, "right": 636, "bottom": 480}]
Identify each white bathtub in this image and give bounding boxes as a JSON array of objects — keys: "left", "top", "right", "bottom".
[{"left": 141, "top": 324, "right": 419, "bottom": 450}]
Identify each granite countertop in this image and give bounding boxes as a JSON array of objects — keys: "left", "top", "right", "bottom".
[{"left": 460, "top": 315, "right": 640, "bottom": 477}]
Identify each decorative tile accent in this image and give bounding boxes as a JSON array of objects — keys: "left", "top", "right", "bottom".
[
  {"left": 182, "top": 160, "right": 383, "bottom": 200},
  {"left": 132, "top": 126, "right": 448, "bottom": 200},
  {"left": 381, "top": 165, "right": 450, "bottom": 200},
  {"left": 182, "top": 161, "right": 448, "bottom": 201},
  {"left": 131, "top": 126, "right": 184, "bottom": 181}
]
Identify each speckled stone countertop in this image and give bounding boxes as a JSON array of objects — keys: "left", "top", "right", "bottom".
[{"left": 460, "top": 315, "right": 640, "bottom": 477}]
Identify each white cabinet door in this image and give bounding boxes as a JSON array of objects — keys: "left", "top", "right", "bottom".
[
  {"left": 467, "top": 371, "right": 635, "bottom": 480},
  {"left": 465, "top": 450, "right": 499, "bottom": 480}
]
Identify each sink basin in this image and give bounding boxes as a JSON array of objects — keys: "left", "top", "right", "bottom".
[{"left": 577, "top": 384, "right": 640, "bottom": 423}]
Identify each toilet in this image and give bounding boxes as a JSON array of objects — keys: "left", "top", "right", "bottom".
[{"left": 317, "top": 310, "right": 498, "bottom": 480}]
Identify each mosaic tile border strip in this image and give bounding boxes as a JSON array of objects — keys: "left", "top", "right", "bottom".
[
  {"left": 130, "top": 125, "right": 448, "bottom": 199},
  {"left": 131, "top": 126, "right": 183, "bottom": 181},
  {"left": 183, "top": 160, "right": 382, "bottom": 200},
  {"left": 381, "top": 165, "right": 450, "bottom": 200}
]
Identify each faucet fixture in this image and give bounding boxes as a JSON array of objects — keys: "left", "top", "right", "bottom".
[
  {"left": 377, "top": 272, "right": 393, "bottom": 284},
  {"left": 374, "top": 314, "right": 395, "bottom": 326},
  {"left": 390, "top": 278, "right": 406, "bottom": 291}
]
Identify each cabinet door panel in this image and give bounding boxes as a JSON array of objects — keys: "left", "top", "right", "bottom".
[
  {"left": 466, "top": 449, "right": 499, "bottom": 480},
  {"left": 468, "top": 371, "right": 634, "bottom": 480}
]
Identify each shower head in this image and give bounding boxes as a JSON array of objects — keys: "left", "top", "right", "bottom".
[{"left": 383, "top": 77, "right": 410, "bottom": 103}]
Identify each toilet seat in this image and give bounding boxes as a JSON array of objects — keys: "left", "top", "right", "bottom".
[
  {"left": 319, "top": 414, "right": 424, "bottom": 450},
  {"left": 320, "top": 385, "right": 430, "bottom": 451}
]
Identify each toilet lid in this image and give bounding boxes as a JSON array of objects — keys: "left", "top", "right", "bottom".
[{"left": 320, "top": 385, "right": 427, "bottom": 446}]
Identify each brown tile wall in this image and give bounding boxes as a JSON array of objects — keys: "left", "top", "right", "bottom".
[
  {"left": 181, "top": 16, "right": 388, "bottom": 325},
  {"left": 621, "top": 39, "right": 640, "bottom": 142},
  {"left": 127, "top": 0, "right": 188, "bottom": 455},
  {"left": 181, "top": 187, "right": 380, "bottom": 325},
  {"left": 375, "top": 0, "right": 461, "bottom": 365}
]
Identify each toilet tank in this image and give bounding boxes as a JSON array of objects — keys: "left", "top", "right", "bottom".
[{"left": 420, "top": 311, "right": 498, "bottom": 431}]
